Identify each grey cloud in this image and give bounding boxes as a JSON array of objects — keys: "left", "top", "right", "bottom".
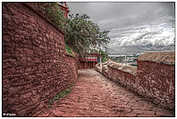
[
  {"left": 67, "top": 2, "right": 175, "bottom": 54},
  {"left": 68, "top": 2, "right": 175, "bottom": 29}
]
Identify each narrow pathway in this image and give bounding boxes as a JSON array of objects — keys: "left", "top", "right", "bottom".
[{"left": 35, "top": 69, "right": 173, "bottom": 117}]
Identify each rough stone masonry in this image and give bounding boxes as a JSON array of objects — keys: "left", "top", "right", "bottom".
[
  {"left": 96, "top": 52, "right": 175, "bottom": 111},
  {"left": 3, "top": 3, "right": 78, "bottom": 116}
]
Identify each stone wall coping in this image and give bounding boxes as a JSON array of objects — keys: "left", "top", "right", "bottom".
[{"left": 102, "top": 60, "right": 137, "bottom": 75}]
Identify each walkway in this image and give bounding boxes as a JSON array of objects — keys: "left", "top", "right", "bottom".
[{"left": 34, "top": 69, "right": 173, "bottom": 117}]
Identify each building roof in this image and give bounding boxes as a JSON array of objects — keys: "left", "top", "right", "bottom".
[{"left": 138, "top": 51, "right": 175, "bottom": 65}]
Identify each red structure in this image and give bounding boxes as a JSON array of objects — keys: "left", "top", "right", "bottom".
[
  {"left": 95, "top": 52, "right": 175, "bottom": 110},
  {"left": 2, "top": 3, "right": 78, "bottom": 116},
  {"left": 57, "top": 2, "right": 69, "bottom": 18},
  {"left": 78, "top": 53, "right": 101, "bottom": 69}
]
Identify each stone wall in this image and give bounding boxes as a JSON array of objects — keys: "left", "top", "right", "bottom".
[
  {"left": 65, "top": 54, "right": 78, "bottom": 81},
  {"left": 3, "top": 3, "right": 78, "bottom": 116},
  {"left": 106, "top": 66, "right": 137, "bottom": 91},
  {"left": 137, "top": 60, "right": 175, "bottom": 110},
  {"left": 95, "top": 59, "right": 175, "bottom": 110}
]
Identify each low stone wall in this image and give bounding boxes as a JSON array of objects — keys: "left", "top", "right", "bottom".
[
  {"left": 3, "top": 3, "right": 78, "bottom": 116},
  {"left": 137, "top": 60, "right": 175, "bottom": 110},
  {"left": 96, "top": 61, "right": 139, "bottom": 93},
  {"left": 95, "top": 59, "right": 174, "bottom": 110}
]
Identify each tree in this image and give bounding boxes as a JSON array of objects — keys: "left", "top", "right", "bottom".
[
  {"left": 65, "top": 14, "right": 110, "bottom": 56},
  {"left": 40, "top": 3, "right": 110, "bottom": 56}
]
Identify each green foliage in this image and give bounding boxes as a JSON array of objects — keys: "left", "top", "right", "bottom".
[
  {"left": 99, "top": 50, "right": 109, "bottom": 63},
  {"left": 65, "top": 44, "right": 75, "bottom": 57},
  {"left": 40, "top": 3, "right": 110, "bottom": 56},
  {"left": 66, "top": 44, "right": 73, "bottom": 55},
  {"left": 65, "top": 14, "right": 110, "bottom": 56},
  {"left": 40, "top": 3, "right": 67, "bottom": 32},
  {"left": 48, "top": 88, "right": 72, "bottom": 106},
  {"left": 102, "top": 56, "right": 108, "bottom": 63}
]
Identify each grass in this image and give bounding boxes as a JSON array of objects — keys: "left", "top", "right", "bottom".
[{"left": 48, "top": 87, "right": 72, "bottom": 107}]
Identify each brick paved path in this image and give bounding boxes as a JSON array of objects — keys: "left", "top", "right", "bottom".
[{"left": 34, "top": 69, "right": 173, "bottom": 117}]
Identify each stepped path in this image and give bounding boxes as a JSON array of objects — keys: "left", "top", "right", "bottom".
[{"left": 34, "top": 69, "right": 173, "bottom": 117}]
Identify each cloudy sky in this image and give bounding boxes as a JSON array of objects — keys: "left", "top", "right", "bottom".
[{"left": 68, "top": 2, "right": 175, "bottom": 55}]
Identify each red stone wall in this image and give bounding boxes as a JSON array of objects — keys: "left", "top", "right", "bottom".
[
  {"left": 65, "top": 54, "right": 78, "bottom": 81},
  {"left": 96, "top": 61, "right": 175, "bottom": 110},
  {"left": 3, "top": 3, "right": 78, "bottom": 116},
  {"left": 136, "top": 60, "right": 175, "bottom": 110},
  {"left": 105, "top": 66, "right": 137, "bottom": 91}
]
